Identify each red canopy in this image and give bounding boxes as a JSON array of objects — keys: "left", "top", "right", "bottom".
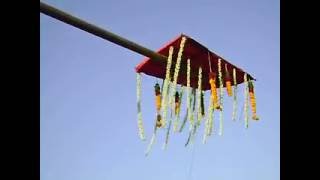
[{"left": 135, "top": 34, "right": 255, "bottom": 91}]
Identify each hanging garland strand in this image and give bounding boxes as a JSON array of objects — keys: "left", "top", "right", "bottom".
[
  {"left": 173, "top": 91, "right": 180, "bottom": 132},
  {"left": 163, "top": 112, "right": 173, "bottom": 150},
  {"left": 145, "top": 82, "right": 163, "bottom": 155},
  {"left": 203, "top": 95, "right": 213, "bottom": 144},
  {"left": 189, "top": 67, "right": 203, "bottom": 145},
  {"left": 154, "top": 83, "right": 163, "bottom": 128},
  {"left": 200, "top": 91, "right": 205, "bottom": 117},
  {"left": 185, "top": 89, "right": 196, "bottom": 147},
  {"left": 179, "top": 109, "right": 188, "bottom": 132},
  {"left": 248, "top": 81, "right": 259, "bottom": 120},
  {"left": 218, "top": 59, "right": 224, "bottom": 136},
  {"left": 244, "top": 73, "right": 249, "bottom": 128},
  {"left": 232, "top": 68, "right": 237, "bottom": 121},
  {"left": 145, "top": 123, "right": 158, "bottom": 156},
  {"left": 160, "top": 46, "right": 174, "bottom": 128},
  {"left": 196, "top": 67, "right": 203, "bottom": 125},
  {"left": 164, "top": 37, "right": 187, "bottom": 148},
  {"left": 209, "top": 72, "right": 221, "bottom": 110},
  {"left": 208, "top": 100, "right": 214, "bottom": 136},
  {"left": 168, "top": 36, "right": 187, "bottom": 119},
  {"left": 225, "top": 64, "right": 233, "bottom": 97},
  {"left": 186, "top": 58, "right": 193, "bottom": 128},
  {"left": 174, "top": 87, "right": 184, "bottom": 132},
  {"left": 207, "top": 54, "right": 216, "bottom": 135},
  {"left": 136, "top": 73, "right": 145, "bottom": 140}
]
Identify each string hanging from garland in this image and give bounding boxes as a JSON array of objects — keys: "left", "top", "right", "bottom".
[{"left": 134, "top": 34, "right": 259, "bottom": 154}]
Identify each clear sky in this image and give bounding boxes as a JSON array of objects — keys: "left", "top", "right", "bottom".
[{"left": 40, "top": 0, "right": 279, "bottom": 179}]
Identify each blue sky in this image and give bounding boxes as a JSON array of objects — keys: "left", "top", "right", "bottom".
[{"left": 40, "top": 0, "right": 279, "bottom": 179}]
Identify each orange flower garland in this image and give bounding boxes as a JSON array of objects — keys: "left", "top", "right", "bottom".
[
  {"left": 154, "top": 83, "right": 164, "bottom": 127},
  {"left": 175, "top": 91, "right": 180, "bottom": 115},
  {"left": 225, "top": 64, "right": 232, "bottom": 97},
  {"left": 248, "top": 81, "right": 259, "bottom": 120},
  {"left": 209, "top": 72, "right": 220, "bottom": 110}
]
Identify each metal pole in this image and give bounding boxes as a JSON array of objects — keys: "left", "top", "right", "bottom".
[{"left": 40, "top": 1, "right": 167, "bottom": 63}]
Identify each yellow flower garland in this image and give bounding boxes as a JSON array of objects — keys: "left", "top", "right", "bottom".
[
  {"left": 209, "top": 72, "right": 220, "bottom": 110},
  {"left": 249, "top": 81, "right": 259, "bottom": 120}
]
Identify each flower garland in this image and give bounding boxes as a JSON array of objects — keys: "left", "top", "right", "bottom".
[
  {"left": 163, "top": 115, "right": 173, "bottom": 150},
  {"left": 179, "top": 109, "right": 188, "bottom": 132},
  {"left": 189, "top": 89, "right": 196, "bottom": 132},
  {"left": 248, "top": 81, "right": 259, "bottom": 120},
  {"left": 155, "top": 83, "right": 161, "bottom": 112},
  {"left": 208, "top": 102, "right": 214, "bottom": 136},
  {"left": 136, "top": 73, "right": 145, "bottom": 140},
  {"left": 218, "top": 59, "right": 224, "bottom": 136},
  {"left": 145, "top": 82, "right": 162, "bottom": 155},
  {"left": 201, "top": 91, "right": 205, "bottom": 117},
  {"left": 244, "top": 73, "right": 249, "bottom": 128},
  {"left": 173, "top": 87, "right": 184, "bottom": 132},
  {"left": 203, "top": 96, "right": 214, "bottom": 144},
  {"left": 160, "top": 46, "right": 174, "bottom": 128},
  {"left": 185, "top": 89, "right": 196, "bottom": 146},
  {"left": 197, "top": 67, "right": 203, "bottom": 125},
  {"left": 232, "top": 68, "right": 237, "bottom": 121},
  {"left": 188, "top": 67, "right": 203, "bottom": 145},
  {"left": 225, "top": 64, "right": 233, "bottom": 97},
  {"left": 168, "top": 37, "right": 187, "bottom": 117},
  {"left": 209, "top": 72, "right": 220, "bottom": 110},
  {"left": 179, "top": 66, "right": 189, "bottom": 132},
  {"left": 145, "top": 124, "right": 157, "bottom": 156},
  {"left": 164, "top": 37, "right": 187, "bottom": 148},
  {"left": 187, "top": 59, "right": 193, "bottom": 128},
  {"left": 154, "top": 83, "right": 164, "bottom": 128}
]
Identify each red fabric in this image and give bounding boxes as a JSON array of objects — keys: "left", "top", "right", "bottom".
[{"left": 135, "top": 34, "right": 255, "bottom": 91}]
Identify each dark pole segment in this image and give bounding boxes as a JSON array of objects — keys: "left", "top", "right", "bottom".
[{"left": 40, "top": 1, "right": 167, "bottom": 63}]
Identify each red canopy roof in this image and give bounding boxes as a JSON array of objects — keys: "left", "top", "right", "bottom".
[{"left": 135, "top": 34, "right": 255, "bottom": 91}]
